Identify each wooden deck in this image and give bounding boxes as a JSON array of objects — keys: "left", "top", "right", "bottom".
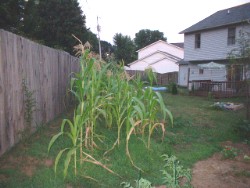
[{"left": 190, "top": 80, "right": 249, "bottom": 98}]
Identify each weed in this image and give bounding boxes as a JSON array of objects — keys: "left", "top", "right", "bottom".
[
  {"left": 161, "top": 154, "right": 192, "bottom": 188},
  {"left": 234, "top": 170, "right": 250, "bottom": 177},
  {"left": 221, "top": 146, "right": 239, "bottom": 159},
  {"left": 121, "top": 178, "right": 153, "bottom": 188},
  {"left": 174, "top": 116, "right": 192, "bottom": 127},
  {"left": 20, "top": 78, "right": 36, "bottom": 138},
  {"left": 243, "top": 155, "right": 250, "bottom": 161}
]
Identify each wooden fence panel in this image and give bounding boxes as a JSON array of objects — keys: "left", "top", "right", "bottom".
[
  {"left": 0, "top": 30, "right": 79, "bottom": 156},
  {"left": 126, "top": 70, "right": 178, "bottom": 85}
]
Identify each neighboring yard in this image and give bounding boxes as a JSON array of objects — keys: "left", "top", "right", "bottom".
[{"left": 0, "top": 93, "right": 249, "bottom": 188}]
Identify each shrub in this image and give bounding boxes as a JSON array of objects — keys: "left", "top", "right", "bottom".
[{"left": 168, "top": 82, "right": 178, "bottom": 95}]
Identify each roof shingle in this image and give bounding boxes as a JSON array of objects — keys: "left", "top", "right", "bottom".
[{"left": 180, "top": 2, "right": 250, "bottom": 34}]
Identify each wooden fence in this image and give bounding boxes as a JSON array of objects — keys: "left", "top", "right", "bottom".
[
  {"left": 0, "top": 30, "right": 79, "bottom": 156},
  {"left": 126, "top": 70, "right": 178, "bottom": 85},
  {"left": 190, "top": 80, "right": 249, "bottom": 98}
]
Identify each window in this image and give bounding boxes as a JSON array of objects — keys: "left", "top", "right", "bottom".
[
  {"left": 195, "top": 33, "right": 201, "bottom": 48},
  {"left": 227, "top": 27, "right": 236, "bottom": 45},
  {"left": 199, "top": 68, "right": 204, "bottom": 74}
]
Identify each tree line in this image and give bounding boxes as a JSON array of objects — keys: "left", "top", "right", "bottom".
[{"left": 0, "top": 0, "right": 167, "bottom": 65}]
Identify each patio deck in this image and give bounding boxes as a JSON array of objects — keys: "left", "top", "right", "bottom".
[{"left": 190, "top": 80, "right": 249, "bottom": 98}]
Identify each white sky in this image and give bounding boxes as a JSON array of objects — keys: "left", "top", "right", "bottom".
[{"left": 79, "top": 0, "right": 250, "bottom": 44}]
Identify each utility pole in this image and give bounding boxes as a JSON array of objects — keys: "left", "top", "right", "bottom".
[{"left": 97, "top": 16, "right": 102, "bottom": 61}]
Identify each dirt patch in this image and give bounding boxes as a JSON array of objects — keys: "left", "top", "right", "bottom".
[
  {"left": 0, "top": 174, "right": 8, "bottom": 181},
  {"left": 44, "top": 159, "right": 54, "bottom": 167},
  {"left": 191, "top": 141, "right": 250, "bottom": 188},
  {"left": 156, "top": 142, "right": 250, "bottom": 188},
  {"left": 0, "top": 155, "right": 54, "bottom": 179}
]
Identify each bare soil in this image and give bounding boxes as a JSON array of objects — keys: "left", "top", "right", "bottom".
[
  {"left": 191, "top": 141, "right": 250, "bottom": 188},
  {"left": 157, "top": 141, "right": 250, "bottom": 188},
  {"left": 0, "top": 155, "right": 53, "bottom": 177}
]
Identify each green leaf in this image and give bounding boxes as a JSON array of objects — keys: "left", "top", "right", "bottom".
[
  {"left": 54, "top": 148, "right": 69, "bottom": 173},
  {"left": 63, "top": 148, "right": 77, "bottom": 177},
  {"left": 48, "top": 132, "right": 63, "bottom": 153}
]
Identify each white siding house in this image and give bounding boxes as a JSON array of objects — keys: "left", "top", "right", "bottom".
[
  {"left": 126, "top": 40, "right": 184, "bottom": 74},
  {"left": 179, "top": 2, "right": 250, "bottom": 88},
  {"left": 184, "top": 25, "right": 250, "bottom": 61},
  {"left": 178, "top": 60, "right": 189, "bottom": 87}
]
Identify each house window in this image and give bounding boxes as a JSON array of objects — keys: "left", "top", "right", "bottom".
[
  {"left": 199, "top": 68, "right": 204, "bottom": 74},
  {"left": 195, "top": 33, "right": 201, "bottom": 48},
  {"left": 227, "top": 27, "right": 236, "bottom": 45}
]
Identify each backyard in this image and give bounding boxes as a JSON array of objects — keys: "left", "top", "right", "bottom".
[{"left": 0, "top": 92, "right": 249, "bottom": 188}]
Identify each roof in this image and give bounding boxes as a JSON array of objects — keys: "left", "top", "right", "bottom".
[
  {"left": 180, "top": 2, "right": 250, "bottom": 34},
  {"left": 177, "top": 59, "right": 189, "bottom": 65},
  {"left": 128, "top": 50, "right": 181, "bottom": 66},
  {"left": 170, "top": 43, "right": 184, "bottom": 49},
  {"left": 136, "top": 40, "right": 183, "bottom": 52}
]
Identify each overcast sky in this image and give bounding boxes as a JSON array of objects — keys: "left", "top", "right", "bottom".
[{"left": 79, "top": 0, "right": 250, "bottom": 44}]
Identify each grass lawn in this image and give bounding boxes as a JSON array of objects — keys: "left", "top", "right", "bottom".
[{"left": 0, "top": 92, "right": 246, "bottom": 187}]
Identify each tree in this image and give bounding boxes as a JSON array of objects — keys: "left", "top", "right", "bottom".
[
  {"left": 134, "top": 29, "right": 167, "bottom": 50},
  {"left": 228, "top": 29, "right": 250, "bottom": 119},
  {"left": 100, "top": 40, "right": 114, "bottom": 61},
  {"left": 34, "top": 0, "right": 88, "bottom": 54},
  {"left": 0, "top": 0, "right": 106, "bottom": 57},
  {"left": 21, "top": 0, "right": 39, "bottom": 38},
  {"left": 0, "top": 0, "right": 25, "bottom": 34},
  {"left": 113, "top": 33, "right": 136, "bottom": 65}
]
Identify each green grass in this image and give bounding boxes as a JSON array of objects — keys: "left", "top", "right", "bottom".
[{"left": 0, "top": 93, "right": 246, "bottom": 187}]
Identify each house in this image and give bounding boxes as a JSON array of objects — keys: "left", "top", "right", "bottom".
[
  {"left": 179, "top": 2, "right": 250, "bottom": 88},
  {"left": 126, "top": 40, "right": 184, "bottom": 74}
]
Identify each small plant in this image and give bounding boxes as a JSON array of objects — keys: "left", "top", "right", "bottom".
[
  {"left": 244, "top": 155, "right": 250, "bottom": 161},
  {"left": 121, "top": 178, "right": 153, "bottom": 188},
  {"left": 243, "top": 139, "right": 250, "bottom": 145},
  {"left": 22, "top": 78, "right": 36, "bottom": 134},
  {"left": 174, "top": 116, "right": 192, "bottom": 127},
  {"left": 161, "top": 154, "right": 192, "bottom": 188},
  {"left": 221, "top": 146, "right": 239, "bottom": 159},
  {"left": 207, "top": 92, "right": 213, "bottom": 100}
]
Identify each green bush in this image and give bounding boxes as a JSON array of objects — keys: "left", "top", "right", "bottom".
[{"left": 168, "top": 83, "right": 178, "bottom": 95}]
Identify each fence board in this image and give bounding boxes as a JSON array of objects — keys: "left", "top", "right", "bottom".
[
  {"left": 126, "top": 70, "right": 178, "bottom": 85},
  {"left": 0, "top": 30, "right": 79, "bottom": 156},
  {"left": 0, "top": 30, "right": 6, "bottom": 154}
]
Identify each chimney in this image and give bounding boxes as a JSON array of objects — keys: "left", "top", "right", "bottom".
[{"left": 227, "top": 9, "right": 230, "bottom": 14}]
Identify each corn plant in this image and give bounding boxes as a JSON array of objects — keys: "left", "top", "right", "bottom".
[
  {"left": 48, "top": 112, "right": 84, "bottom": 177},
  {"left": 48, "top": 40, "right": 173, "bottom": 178},
  {"left": 48, "top": 49, "right": 118, "bottom": 178}
]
